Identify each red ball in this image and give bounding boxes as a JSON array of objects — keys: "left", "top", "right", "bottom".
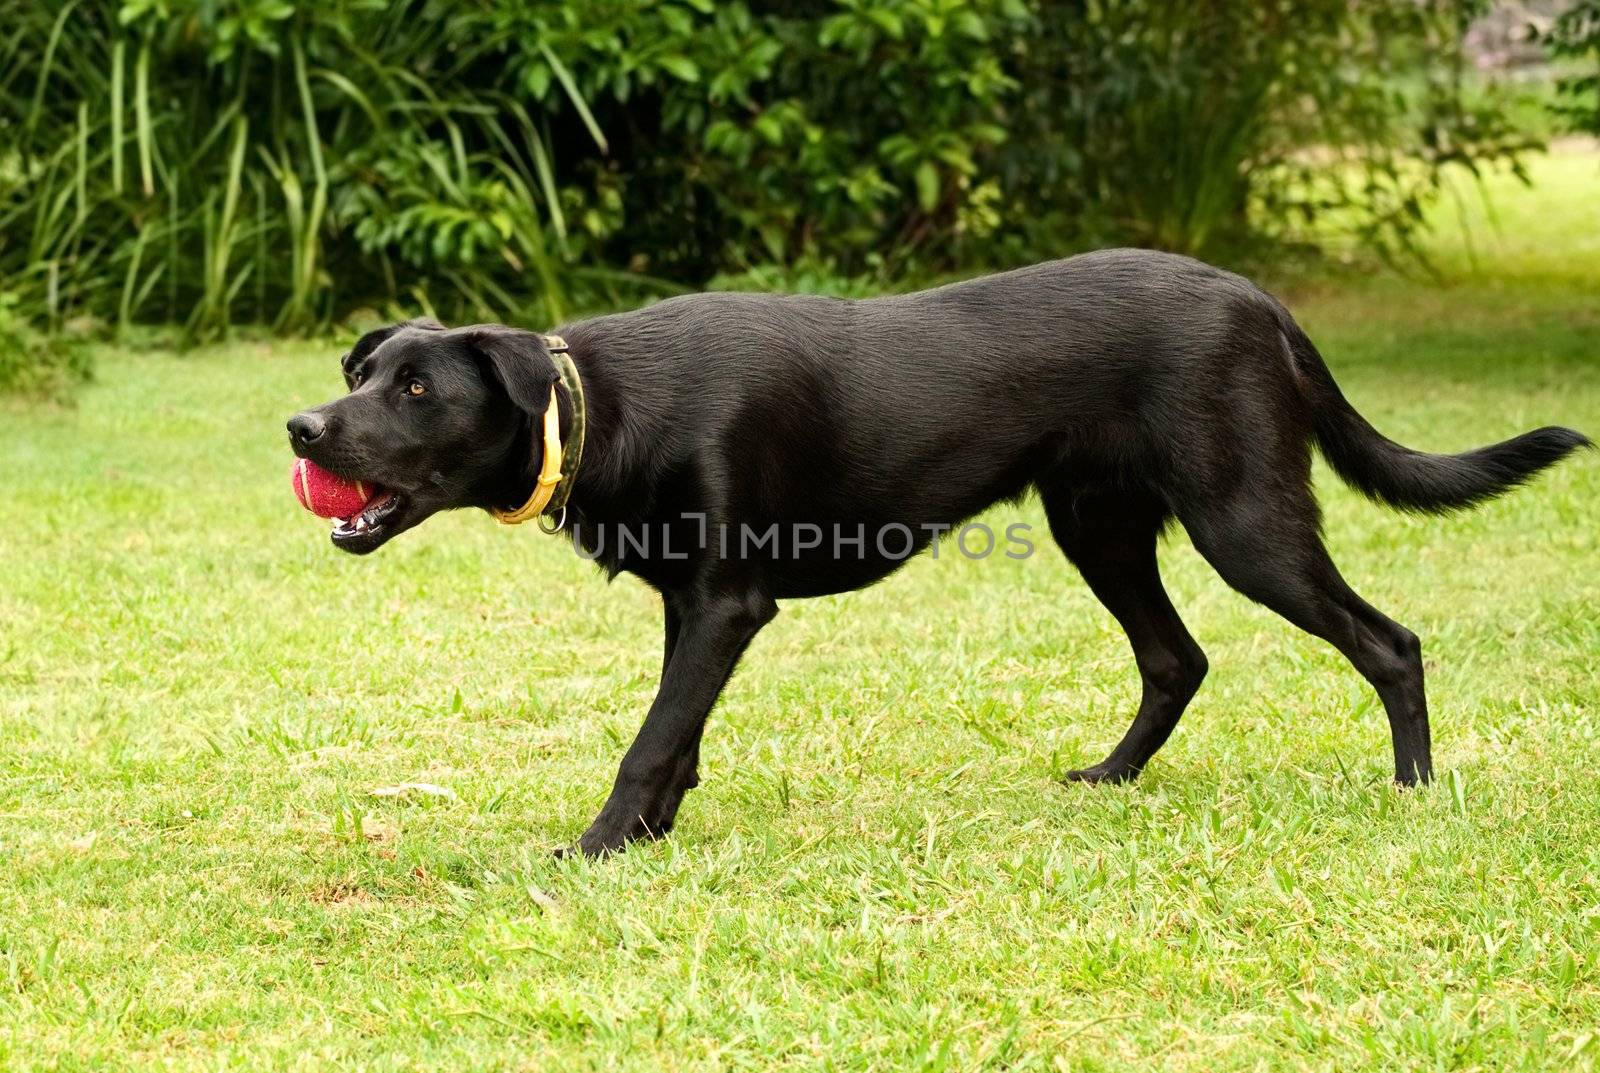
[{"left": 291, "top": 457, "right": 373, "bottom": 519}]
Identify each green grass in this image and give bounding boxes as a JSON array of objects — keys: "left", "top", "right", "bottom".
[{"left": 2, "top": 148, "right": 1598, "bottom": 1072}]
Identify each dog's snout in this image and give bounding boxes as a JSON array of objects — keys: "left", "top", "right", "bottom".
[{"left": 287, "top": 411, "right": 327, "bottom": 446}]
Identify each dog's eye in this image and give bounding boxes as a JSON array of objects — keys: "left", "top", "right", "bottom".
[
  {"left": 352, "top": 371, "right": 365, "bottom": 386},
  {"left": 406, "top": 379, "right": 427, "bottom": 397}
]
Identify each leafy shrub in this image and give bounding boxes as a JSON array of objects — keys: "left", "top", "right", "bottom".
[
  {"left": 1544, "top": 0, "right": 1600, "bottom": 135},
  {"left": 0, "top": 291, "right": 93, "bottom": 398},
  {"left": 0, "top": 0, "right": 1534, "bottom": 371},
  {"left": 998, "top": 1, "right": 1539, "bottom": 261},
  {"left": 579, "top": 0, "right": 1534, "bottom": 273},
  {"left": 1, "top": 0, "right": 685, "bottom": 350}
]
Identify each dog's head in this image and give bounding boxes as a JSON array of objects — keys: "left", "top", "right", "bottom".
[{"left": 285, "top": 320, "right": 561, "bottom": 554}]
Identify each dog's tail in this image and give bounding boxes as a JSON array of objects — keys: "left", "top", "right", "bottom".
[{"left": 1277, "top": 311, "right": 1591, "bottom": 515}]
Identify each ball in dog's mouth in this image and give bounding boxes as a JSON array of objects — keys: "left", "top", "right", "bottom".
[
  {"left": 330, "top": 489, "right": 406, "bottom": 550},
  {"left": 291, "top": 457, "right": 407, "bottom": 552}
]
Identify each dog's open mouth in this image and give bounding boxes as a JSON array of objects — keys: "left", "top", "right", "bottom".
[{"left": 330, "top": 487, "right": 407, "bottom": 553}]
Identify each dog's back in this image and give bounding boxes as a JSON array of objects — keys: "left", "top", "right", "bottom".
[{"left": 565, "top": 250, "right": 1333, "bottom": 528}]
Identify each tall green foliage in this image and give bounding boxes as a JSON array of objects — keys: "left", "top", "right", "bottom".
[
  {"left": 0, "top": 0, "right": 1533, "bottom": 354},
  {"left": 1544, "top": 0, "right": 1600, "bottom": 136},
  {"left": 1009, "top": 0, "right": 1538, "bottom": 260},
  {"left": 1, "top": 0, "right": 619, "bottom": 344}
]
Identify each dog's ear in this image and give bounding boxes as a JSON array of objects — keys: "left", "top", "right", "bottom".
[
  {"left": 342, "top": 318, "right": 443, "bottom": 388},
  {"left": 461, "top": 325, "right": 559, "bottom": 420}
]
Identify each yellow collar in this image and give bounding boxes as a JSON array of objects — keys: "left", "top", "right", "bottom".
[{"left": 492, "top": 336, "right": 585, "bottom": 530}]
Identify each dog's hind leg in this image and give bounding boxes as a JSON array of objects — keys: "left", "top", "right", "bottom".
[
  {"left": 1178, "top": 492, "right": 1432, "bottom": 785},
  {"left": 1043, "top": 488, "right": 1208, "bottom": 784}
]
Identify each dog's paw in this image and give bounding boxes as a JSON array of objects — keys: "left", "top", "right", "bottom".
[
  {"left": 1062, "top": 762, "right": 1140, "bottom": 786},
  {"left": 552, "top": 842, "right": 602, "bottom": 860},
  {"left": 560, "top": 813, "right": 671, "bottom": 859},
  {"left": 551, "top": 834, "right": 627, "bottom": 860}
]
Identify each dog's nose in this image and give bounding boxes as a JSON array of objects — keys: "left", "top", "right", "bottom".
[{"left": 287, "top": 411, "right": 326, "bottom": 446}]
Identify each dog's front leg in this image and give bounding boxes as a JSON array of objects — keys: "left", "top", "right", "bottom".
[{"left": 570, "top": 586, "right": 777, "bottom": 857}]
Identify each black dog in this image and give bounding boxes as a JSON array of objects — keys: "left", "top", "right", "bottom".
[{"left": 287, "top": 250, "right": 1589, "bottom": 856}]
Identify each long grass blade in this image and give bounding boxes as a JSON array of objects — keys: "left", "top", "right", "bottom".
[
  {"left": 291, "top": 40, "right": 329, "bottom": 331},
  {"left": 537, "top": 43, "right": 608, "bottom": 154},
  {"left": 25, "top": 0, "right": 82, "bottom": 168},
  {"left": 492, "top": 95, "right": 566, "bottom": 242},
  {"left": 119, "top": 224, "right": 149, "bottom": 334},
  {"left": 134, "top": 41, "right": 153, "bottom": 197},
  {"left": 311, "top": 68, "right": 386, "bottom": 132},
  {"left": 110, "top": 38, "right": 125, "bottom": 194},
  {"left": 75, "top": 101, "right": 88, "bottom": 225},
  {"left": 220, "top": 115, "right": 248, "bottom": 249}
]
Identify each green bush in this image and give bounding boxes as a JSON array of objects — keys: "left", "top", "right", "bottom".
[
  {"left": 998, "top": 1, "right": 1537, "bottom": 261},
  {"left": 2, "top": 0, "right": 624, "bottom": 345},
  {"left": 0, "top": 0, "right": 1535, "bottom": 365},
  {"left": 1544, "top": 0, "right": 1600, "bottom": 136},
  {"left": 0, "top": 291, "right": 93, "bottom": 397}
]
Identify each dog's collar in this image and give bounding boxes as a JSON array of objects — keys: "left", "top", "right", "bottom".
[{"left": 492, "top": 335, "right": 586, "bottom": 532}]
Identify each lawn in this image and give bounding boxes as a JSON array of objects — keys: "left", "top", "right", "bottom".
[{"left": 1, "top": 148, "right": 1597, "bottom": 1072}]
